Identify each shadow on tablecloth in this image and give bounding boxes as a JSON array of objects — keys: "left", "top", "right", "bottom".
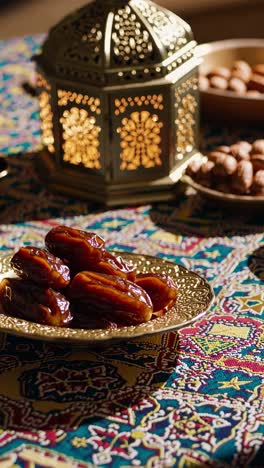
[
  {"left": 0, "top": 331, "right": 179, "bottom": 431},
  {"left": 150, "top": 194, "right": 264, "bottom": 238},
  {"left": 0, "top": 153, "right": 103, "bottom": 224}
]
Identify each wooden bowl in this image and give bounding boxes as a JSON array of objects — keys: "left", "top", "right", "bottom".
[
  {"left": 197, "top": 39, "right": 264, "bottom": 124},
  {"left": 182, "top": 173, "right": 264, "bottom": 212}
]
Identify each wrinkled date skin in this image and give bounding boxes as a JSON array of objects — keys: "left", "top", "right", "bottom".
[
  {"left": 0, "top": 278, "right": 73, "bottom": 327},
  {"left": 69, "top": 271, "right": 153, "bottom": 325},
  {"left": 88, "top": 251, "right": 136, "bottom": 281},
  {"left": 45, "top": 226, "right": 105, "bottom": 270},
  {"left": 11, "top": 247, "right": 70, "bottom": 289},
  {"left": 135, "top": 273, "right": 177, "bottom": 316}
]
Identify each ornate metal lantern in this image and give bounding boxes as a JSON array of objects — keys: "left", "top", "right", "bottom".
[{"left": 34, "top": 0, "right": 200, "bottom": 206}]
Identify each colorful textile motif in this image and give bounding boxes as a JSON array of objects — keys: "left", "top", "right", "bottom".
[{"left": 0, "top": 35, "right": 263, "bottom": 468}]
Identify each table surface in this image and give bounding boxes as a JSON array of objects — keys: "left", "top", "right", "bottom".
[{"left": 0, "top": 35, "right": 263, "bottom": 468}]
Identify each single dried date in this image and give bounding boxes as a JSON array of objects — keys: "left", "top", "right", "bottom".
[
  {"left": 212, "top": 155, "right": 237, "bottom": 176},
  {"left": 251, "top": 154, "right": 264, "bottom": 172},
  {"left": 232, "top": 160, "right": 253, "bottom": 194},
  {"left": 207, "top": 151, "right": 227, "bottom": 164},
  {"left": 194, "top": 161, "right": 215, "bottom": 187},
  {"left": 248, "top": 74, "right": 264, "bottom": 93},
  {"left": 251, "top": 139, "right": 264, "bottom": 155},
  {"left": 252, "top": 170, "right": 264, "bottom": 195},
  {"left": 45, "top": 225, "right": 105, "bottom": 270},
  {"left": 230, "top": 141, "right": 251, "bottom": 161},
  {"left": 69, "top": 271, "right": 153, "bottom": 325},
  {"left": 135, "top": 273, "right": 177, "bottom": 316},
  {"left": 215, "top": 145, "right": 231, "bottom": 154},
  {"left": 228, "top": 77, "right": 247, "bottom": 94},
  {"left": 87, "top": 251, "right": 136, "bottom": 281},
  {"left": 231, "top": 60, "right": 252, "bottom": 83},
  {"left": 11, "top": 246, "right": 70, "bottom": 289},
  {"left": 207, "top": 66, "right": 231, "bottom": 80},
  {"left": 0, "top": 278, "right": 72, "bottom": 327},
  {"left": 209, "top": 76, "right": 228, "bottom": 90}
]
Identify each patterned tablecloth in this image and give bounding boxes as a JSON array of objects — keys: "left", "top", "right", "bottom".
[{"left": 0, "top": 35, "right": 263, "bottom": 468}]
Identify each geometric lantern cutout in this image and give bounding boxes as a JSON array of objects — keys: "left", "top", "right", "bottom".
[{"left": 34, "top": 0, "right": 201, "bottom": 206}]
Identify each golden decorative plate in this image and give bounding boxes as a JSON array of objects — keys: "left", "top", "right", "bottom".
[
  {"left": 0, "top": 253, "right": 214, "bottom": 344},
  {"left": 182, "top": 174, "right": 264, "bottom": 209}
]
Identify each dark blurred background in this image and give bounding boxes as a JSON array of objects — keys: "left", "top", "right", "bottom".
[{"left": 0, "top": 0, "right": 263, "bottom": 43}]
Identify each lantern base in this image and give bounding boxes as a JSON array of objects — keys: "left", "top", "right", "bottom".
[{"left": 35, "top": 150, "right": 199, "bottom": 206}]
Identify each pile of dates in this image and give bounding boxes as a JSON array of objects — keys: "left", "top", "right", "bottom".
[
  {"left": 0, "top": 226, "right": 177, "bottom": 329},
  {"left": 187, "top": 139, "right": 264, "bottom": 196},
  {"left": 199, "top": 60, "right": 264, "bottom": 96}
]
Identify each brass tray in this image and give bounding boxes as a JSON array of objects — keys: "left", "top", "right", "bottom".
[
  {"left": 0, "top": 253, "right": 214, "bottom": 344},
  {"left": 183, "top": 174, "right": 264, "bottom": 208}
]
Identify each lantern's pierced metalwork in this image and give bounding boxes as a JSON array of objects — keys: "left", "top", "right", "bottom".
[{"left": 34, "top": 0, "right": 201, "bottom": 206}]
